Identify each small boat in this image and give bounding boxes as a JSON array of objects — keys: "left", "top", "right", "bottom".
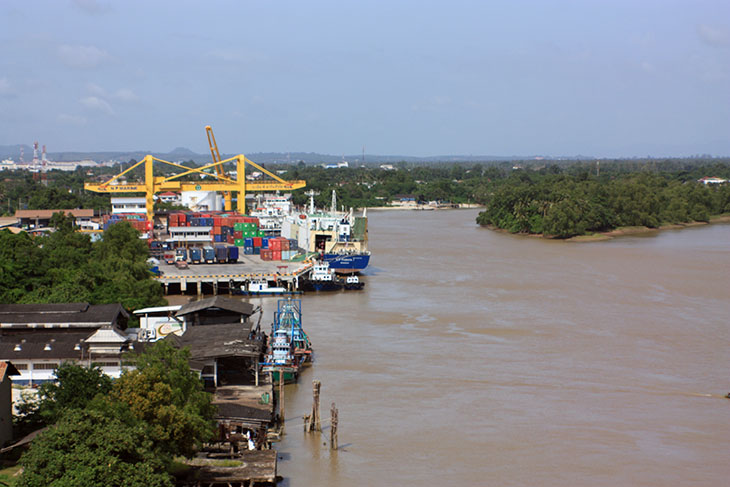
[
  {"left": 300, "top": 261, "right": 343, "bottom": 292},
  {"left": 239, "top": 279, "right": 297, "bottom": 295},
  {"left": 342, "top": 275, "right": 365, "bottom": 291}
]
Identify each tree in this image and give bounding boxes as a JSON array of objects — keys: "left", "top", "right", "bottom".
[
  {"left": 17, "top": 409, "right": 173, "bottom": 487},
  {"left": 111, "top": 341, "right": 216, "bottom": 458}
]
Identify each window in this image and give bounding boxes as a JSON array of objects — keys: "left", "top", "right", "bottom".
[
  {"left": 33, "top": 363, "right": 59, "bottom": 370},
  {"left": 14, "top": 363, "right": 28, "bottom": 370},
  {"left": 92, "top": 362, "right": 119, "bottom": 368}
]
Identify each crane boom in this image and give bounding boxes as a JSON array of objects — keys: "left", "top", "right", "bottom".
[{"left": 205, "top": 125, "right": 233, "bottom": 211}]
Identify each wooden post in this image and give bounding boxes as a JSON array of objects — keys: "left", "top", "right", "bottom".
[
  {"left": 279, "top": 369, "right": 285, "bottom": 423},
  {"left": 307, "top": 380, "right": 321, "bottom": 432},
  {"left": 330, "top": 402, "right": 338, "bottom": 450}
]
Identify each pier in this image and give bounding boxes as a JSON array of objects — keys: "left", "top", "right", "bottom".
[{"left": 155, "top": 255, "right": 314, "bottom": 296}]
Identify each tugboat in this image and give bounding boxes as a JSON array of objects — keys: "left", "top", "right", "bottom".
[
  {"left": 300, "top": 261, "right": 343, "bottom": 292},
  {"left": 261, "top": 298, "right": 312, "bottom": 383}
]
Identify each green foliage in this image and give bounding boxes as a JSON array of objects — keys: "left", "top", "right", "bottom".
[
  {"left": 476, "top": 168, "right": 730, "bottom": 238},
  {"left": 16, "top": 343, "right": 214, "bottom": 486},
  {"left": 111, "top": 341, "right": 216, "bottom": 458},
  {"left": 14, "top": 363, "right": 112, "bottom": 435},
  {"left": 17, "top": 409, "right": 173, "bottom": 487},
  {"left": 0, "top": 221, "right": 165, "bottom": 309}
]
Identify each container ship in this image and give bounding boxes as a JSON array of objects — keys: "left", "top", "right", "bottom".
[{"left": 281, "top": 190, "right": 370, "bottom": 274}]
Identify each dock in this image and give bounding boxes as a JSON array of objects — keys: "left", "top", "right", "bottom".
[
  {"left": 155, "top": 255, "right": 313, "bottom": 295},
  {"left": 176, "top": 450, "right": 278, "bottom": 486}
]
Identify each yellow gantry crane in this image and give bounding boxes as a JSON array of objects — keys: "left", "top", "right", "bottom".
[{"left": 84, "top": 130, "right": 306, "bottom": 221}]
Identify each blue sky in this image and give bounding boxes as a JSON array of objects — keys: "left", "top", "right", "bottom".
[{"left": 1, "top": 0, "right": 728, "bottom": 157}]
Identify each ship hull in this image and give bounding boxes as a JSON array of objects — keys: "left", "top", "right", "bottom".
[{"left": 321, "top": 253, "right": 370, "bottom": 273}]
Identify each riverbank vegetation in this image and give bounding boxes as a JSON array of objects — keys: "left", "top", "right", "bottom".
[
  {"left": 12, "top": 342, "right": 215, "bottom": 487},
  {"left": 474, "top": 167, "right": 730, "bottom": 238}
]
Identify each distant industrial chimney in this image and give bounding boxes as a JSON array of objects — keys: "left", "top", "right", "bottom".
[{"left": 33, "top": 141, "right": 39, "bottom": 164}]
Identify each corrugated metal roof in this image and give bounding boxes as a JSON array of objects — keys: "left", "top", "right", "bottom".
[
  {"left": 14, "top": 209, "right": 94, "bottom": 219},
  {"left": 176, "top": 296, "right": 254, "bottom": 318},
  {"left": 0, "top": 303, "right": 128, "bottom": 328},
  {"left": 168, "top": 322, "right": 261, "bottom": 360}
]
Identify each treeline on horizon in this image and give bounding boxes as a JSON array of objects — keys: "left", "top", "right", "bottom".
[{"left": 1, "top": 158, "right": 730, "bottom": 238}]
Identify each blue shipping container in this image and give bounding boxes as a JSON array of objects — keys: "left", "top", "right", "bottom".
[
  {"left": 261, "top": 237, "right": 269, "bottom": 249},
  {"left": 253, "top": 247, "right": 260, "bottom": 255},
  {"left": 244, "top": 246, "right": 254, "bottom": 255},
  {"left": 227, "top": 246, "right": 239, "bottom": 262},
  {"left": 244, "top": 237, "right": 254, "bottom": 247}
]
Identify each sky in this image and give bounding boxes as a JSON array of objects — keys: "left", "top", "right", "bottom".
[{"left": 1, "top": 0, "right": 729, "bottom": 158}]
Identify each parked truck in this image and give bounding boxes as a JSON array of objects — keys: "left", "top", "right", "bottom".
[
  {"left": 189, "top": 247, "right": 202, "bottom": 264},
  {"left": 214, "top": 245, "right": 228, "bottom": 264},
  {"left": 203, "top": 246, "right": 215, "bottom": 264},
  {"left": 227, "top": 245, "right": 239, "bottom": 263}
]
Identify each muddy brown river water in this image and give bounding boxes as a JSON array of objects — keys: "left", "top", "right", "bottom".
[{"left": 247, "top": 209, "right": 730, "bottom": 486}]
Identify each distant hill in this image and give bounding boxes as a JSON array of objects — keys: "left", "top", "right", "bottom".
[{"left": 0, "top": 144, "right": 586, "bottom": 165}]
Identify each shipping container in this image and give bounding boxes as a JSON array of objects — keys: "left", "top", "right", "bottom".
[
  {"left": 214, "top": 245, "right": 228, "bottom": 263},
  {"left": 261, "top": 237, "right": 269, "bottom": 249},
  {"left": 203, "top": 246, "right": 215, "bottom": 264},
  {"left": 190, "top": 247, "right": 202, "bottom": 264},
  {"left": 244, "top": 246, "right": 254, "bottom": 255},
  {"left": 234, "top": 239, "right": 245, "bottom": 247},
  {"left": 227, "top": 246, "right": 239, "bottom": 263},
  {"left": 244, "top": 237, "right": 254, "bottom": 247},
  {"left": 272, "top": 250, "right": 282, "bottom": 261},
  {"left": 253, "top": 237, "right": 262, "bottom": 248}
]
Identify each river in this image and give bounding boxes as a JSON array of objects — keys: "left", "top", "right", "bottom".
[{"left": 256, "top": 209, "right": 729, "bottom": 486}]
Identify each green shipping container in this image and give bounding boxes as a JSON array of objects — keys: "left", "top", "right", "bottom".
[{"left": 234, "top": 239, "right": 245, "bottom": 246}]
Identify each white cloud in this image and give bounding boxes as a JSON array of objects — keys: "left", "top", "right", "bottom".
[
  {"left": 80, "top": 96, "right": 114, "bottom": 115},
  {"left": 640, "top": 61, "right": 656, "bottom": 74},
  {"left": 697, "top": 24, "right": 729, "bottom": 47},
  {"left": 0, "top": 77, "right": 13, "bottom": 96},
  {"left": 86, "top": 82, "right": 107, "bottom": 96},
  {"left": 72, "top": 0, "right": 112, "bottom": 15},
  {"left": 57, "top": 113, "right": 88, "bottom": 125},
  {"left": 58, "top": 44, "right": 109, "bottom": 69},
  {"left": 412, "top": 96, "right": 452, "bottom": 112},
  {"left": 113, "top": 88, "right": 139, "bottom": 102}
]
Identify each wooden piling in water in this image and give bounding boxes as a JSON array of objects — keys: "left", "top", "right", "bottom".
[
  {"left": 330, "top": 402, "right": 338, "bottom": 450},
  {"left": 307, "top": 380, "right": 321, "bottom": 432}
]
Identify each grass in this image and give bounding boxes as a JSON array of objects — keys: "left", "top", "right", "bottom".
[{"left": 0, "top": 465, "right": 22, "bottom": 486}]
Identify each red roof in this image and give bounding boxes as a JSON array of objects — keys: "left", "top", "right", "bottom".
[{"left": 0, "top": 361, "right": 20, "bottom": 381}]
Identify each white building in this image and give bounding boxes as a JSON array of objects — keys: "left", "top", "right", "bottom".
[
  {"left": 181, "top": 191, "right": 222, "bottom": 212},
  {"left": 111, "top": 197, "right": 147, "bottom": 214}
]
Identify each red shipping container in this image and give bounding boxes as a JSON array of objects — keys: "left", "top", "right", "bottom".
[
  {"left": 227, "top": 235, "right": 234, "bottom": 244},
  {"left": 272, "top": 250, "right": 281, "bottom": 261},
  {"left": 280, "top": 239, "right": 289, "bottom": 251},
  {"left": 253, "top": 237, "right": 262, "bottom": 247},
  {"left": 269, "top": 239, "right": 281, "bottom": 251},
  {"left": 212, "top": 226, "right": 221, "bottom": 235},
  {"left": 214, "top": 217, "right": 222, "bottom": 226},
  {"left": 234, "top": 231, "right": 243, "bottom": 239},
  {"left": 260, "top": 249, "right": 272, "bottom": 261}
]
